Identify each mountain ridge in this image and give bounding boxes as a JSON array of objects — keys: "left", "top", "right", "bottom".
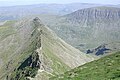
[{"left": 0, "top": 17, "right": 94, "bottom": 80}]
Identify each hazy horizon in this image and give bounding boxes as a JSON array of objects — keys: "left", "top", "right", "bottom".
[{"left": 0, "top": 0, "right": 120, "bottom": 7}]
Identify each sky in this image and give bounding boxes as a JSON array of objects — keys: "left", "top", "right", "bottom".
[{"left": 0, "top": 0, "right": 120, "bottom": 7}]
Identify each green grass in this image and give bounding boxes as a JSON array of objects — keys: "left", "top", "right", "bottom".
[
  {"left": 0, "top": 21, "right": 16, "bottom": 40},
  {"left": 50, "top": 52, "right": 120, "bottom": 80},
  {"left": 43, "top": 45, "right": 70, "bottom": 75},
  {"left": 0, "top": 26, "right": 14, "bottom": 39},
  {"left": 42, "top": 34, "right": 70, "bottom": 75}
]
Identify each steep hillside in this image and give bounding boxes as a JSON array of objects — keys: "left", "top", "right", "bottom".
[
  {"left": 0, "top": 18, "right": 94, "bottom": 80},
  {"left": 42, "top": 6, "right": 120, "bottom": 56},
  {"left": 51, "top": 51, "right": 120, "bottom": 80}
]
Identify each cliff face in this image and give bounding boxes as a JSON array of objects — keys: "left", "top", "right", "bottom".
[
  {"left": 9, "top": 52, "right": 41, "bottom": 80},
  {"left": 65, "top": 7, "right": 120, "bottom": 24}
]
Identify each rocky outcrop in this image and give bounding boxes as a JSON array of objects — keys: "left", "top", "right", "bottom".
[
  {"left": 9, "top": 52, "right": 41, "bottom": 80},
  {"left": 87, "top": 44, "right": 111, "bottom": 56},
  {"left": 18, "top": 51, "right": 41, "bottom": 70}
]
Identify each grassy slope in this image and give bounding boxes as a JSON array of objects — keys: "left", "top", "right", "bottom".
[
  {"left": 0, "top": 21, "right": 16, "bottom": 62},
  {"left": 51, "top": 51, "right": 120, "bottom": 80}
]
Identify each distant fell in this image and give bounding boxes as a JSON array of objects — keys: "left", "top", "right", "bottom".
[
  {"left": 42, "top": 6, "right": 120, "bottom": 56},
  {"left": 65, "top": 6, "right": 120, "bottom": 24}
]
